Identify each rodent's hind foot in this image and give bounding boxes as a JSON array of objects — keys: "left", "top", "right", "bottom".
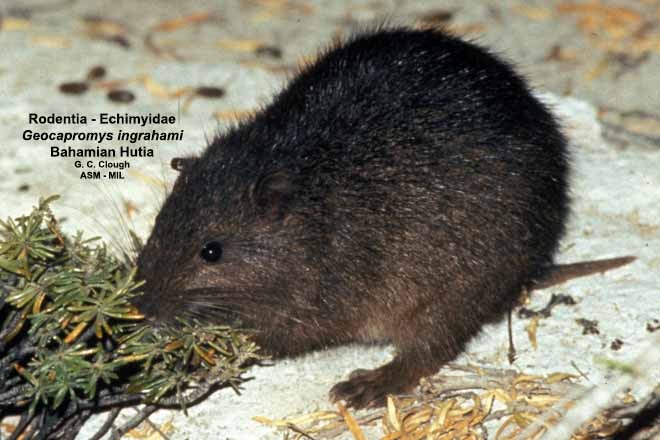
[
  {"left": 329, "top": 369, "right": 396, "bottom": 409},
  {"left": 329, "top": 359, "right": 420, "bottom": 409}
]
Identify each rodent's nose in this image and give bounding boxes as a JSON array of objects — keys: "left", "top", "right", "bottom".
[
  {"left": 131, "top": 291, "right": 156, "bottom": 318},
  {"left": 131, "top": 291, "right": 169, "bottom": 329}
]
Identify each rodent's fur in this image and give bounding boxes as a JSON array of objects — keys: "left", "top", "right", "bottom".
[{"left": 134, "top": 27, "right": 569, "bottom": 408}]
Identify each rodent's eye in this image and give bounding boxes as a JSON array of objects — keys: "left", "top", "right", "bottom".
[{"left": 200, "top": 241, "right": 223, "bottom": 263}]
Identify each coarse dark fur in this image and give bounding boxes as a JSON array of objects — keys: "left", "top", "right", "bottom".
[{"left": 134, "top": 27, "right": 571, "bottom": 409}]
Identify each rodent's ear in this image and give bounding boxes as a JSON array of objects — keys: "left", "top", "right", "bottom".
[
  {"left": 170, "top": 157, "right": 195, "bottom": 172},
  {"left": 253, "top": 170, "right": 292, "bottom": 221}
]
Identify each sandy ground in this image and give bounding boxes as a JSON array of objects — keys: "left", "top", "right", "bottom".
[{"left": 0, "top": 1, "right": 658, "bottom": 439}]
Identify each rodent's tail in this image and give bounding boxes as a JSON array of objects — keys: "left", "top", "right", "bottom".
[{"left": 532, "top": 255, "right": 637, "bottom": 290}]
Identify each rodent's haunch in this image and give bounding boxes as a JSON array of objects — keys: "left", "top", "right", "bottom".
[{"left": 135, "top": 27, "right": 575, "bottom": 408}]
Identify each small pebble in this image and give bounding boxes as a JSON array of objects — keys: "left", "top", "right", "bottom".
[
  {"left": 107, "top": 89, "right": 135, "bottom": 103},
  {"left": 255, "top": 45, "right": 283, "bottom": 59},
  {"left": 575, "top": 318, "right": 600, "bottom": 335},
  {"left": 196, "top": 86, "right": 225, "bottom": 99},
  {"left": 610, "top": 338, "right": 624, "bottom": 350},
  {"left": 59, "top": 82, "right": 89, "bottom": 95},
  {"left": 108, "top": 35, "right": 131, "bottom": 49},
  {"left": 18, "top": 184, "right": 30, "bottom": 192},
  {"left": 419, "top": 9, "right": 454, "bottom": 25},
  {"left": 86, "top": 65, "right": 107, "bottom": 81}
]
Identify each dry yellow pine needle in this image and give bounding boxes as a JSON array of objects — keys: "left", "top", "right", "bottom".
[
  {"left": 425, "top": 423, "right": 445, "bottom": 439},
  {"left": 151, "top": 12, "right": 212, "bottom": 32},
  {"left": 126, "top": 417, "right": 175, "bottom": 439},
  {"left": 13, "top": 363, "right": 26, "bottom": 375},
  {"left": 124, "top": 311, "right": 146, "bottom": 320},
  {"left": 32, "top": 291, "right": 47, "bottom": 314},
  {"left": 431, "top": 399, "right": 456, "bottom": 432},
  {"left": 47, "top": 221, "right": 66, "bottom": 245},
  {"left": 495, "top": 419, "right": 513, "bottom": 440},
  {"left": 64, "top": 321, "right": 88, "bottom": 344},
  {"left": 1, "top": 18, "right": 31, "bottom": 30},
  {"left": 249, "top": 0, "right": 314, "bottom": 22},
  {"left": 556, "top": 3, "right": 642, "bottom": 23},
  {"left": 95, "top": 321, "right": 104, "bottom": 339},
  {"left": 586, "top": 57, "right": 610, "bottom": 82},
  {"left": 71, "top": 348, "right": 98, "bottom": 357},
  {"left": 511, "top": 5, "right": 552, "bottom": 21},
  {"left": 117, "top": 354, "right": 150, "bottom": 363},
  {"left": 217, "top": 38, "right": 263, "bottom": 52},
  {"left": 251, "top": 10, "right": 275, "bottom": 23},
  {"left": 401, "top": 407, "right": 433, "bottom": 433},
  {"left": 449, "top": 399, "right": 480, "bottom": 420},
  {"left": 545, "top": 372, "right": 576, "bottom": 384},
  {"left": 495, "top": 415, "right": 533, "bottom": 440},
  {"left": 84, "top": 18, "right": 126, "bottom": 36},
  {"left": 484, "top": 388, "right": 512, "bottom": 404},
  {"left": 587, "top": 417, "right": 624, "bottom": 436},
  {"left": 253, "top": 410, "right": 338, "bottom": 427},
  {"left": 513, "top": 374, "right": 542, "bottom": 386},
  {"left": 479, "top": 393, "right": 496, "bottom": 424},
  {"left": 426, "top": 413, "right": 445, "bottom": 439},
  {"left": 164, "top": 340, "right": 184, "bottom": 351},
  {"left": 521, "top": 394, "right": 562, "bottom": 407},
  {"left": 59, "top": 315, "right": 71, "bottom": 329},
  {"left": 193, "top": 346, "right": 216, "bottom": 365},
  {"left": 446, "top": 23, "right": 487, "bottom": 35},
  {"left": 526, "top": 315, "right": 540, "bottom": 350},
  {"left": 386, "top": 395, "right": 401, "bottom": 431},
  {"left": 213, "top": 110, "right": 256, "bottom": 122},
  {"left": 254, "top": 0, "right": 285, "bottom": 7},
  {"left": 512, "top": 411, "right": 551, "bottom": 429},
  {"left": 113, "top": 305, "right": 145, "bottom": 321},
  {"left": 337, "top": 402, "right": 366, "bottom": 440},
  {"left": 31, "top": 36, "right": 70, "bottom": 48},
  {"left": 445, "top": 416, "right": 471, "bottom": 434},
  {"left": 467, "top": 394, "right": 489, "bottom": 426},
  {"left": 137, "top": 74, "right": 182, "bottom": 99},
  {"left": 467, "top": 364, "right": 487, "bottom": 376},
  {"left": 251, "top": 416, "right": 275, "bottom": 426}
]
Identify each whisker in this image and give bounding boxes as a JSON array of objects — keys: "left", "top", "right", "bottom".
[
  {"left": 184, "top": 297, "right": 309, "bottom": 327},
  {"left": 184, "top": 300, "right": 251, "bottom": 318}
]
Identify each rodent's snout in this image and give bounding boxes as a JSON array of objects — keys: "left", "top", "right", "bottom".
[
  {"left": 132, "top": 249, "right": 171, "bottom": 324},
  {"left": 132, "top": 262, "right": 190, "bottom": 327},
  {"left": 131, "top": 264, "right": 171, "bottom": 325},
  {"left": 131, "top": 284, "right": 182, "bottom": 328},
  {"left": 130, "top": 286, "right": 159, "bottom": 323}
]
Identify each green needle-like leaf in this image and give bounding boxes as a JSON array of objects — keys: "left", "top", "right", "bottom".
[{"left": 0, "top": 195, "right": 262, "bottom": 436}]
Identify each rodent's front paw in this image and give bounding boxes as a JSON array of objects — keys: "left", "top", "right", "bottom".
[{"left": 329, "top": 367, "right": 407, "bottom": 409}]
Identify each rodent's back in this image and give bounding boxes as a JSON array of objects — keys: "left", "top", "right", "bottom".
[{"left": 214, "top": 28, "right": 568, "bottom": 297}]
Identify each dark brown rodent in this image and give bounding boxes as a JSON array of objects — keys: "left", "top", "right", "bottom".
[{"left": 134, "top": 27, "right": 591, "bottom": 408}]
